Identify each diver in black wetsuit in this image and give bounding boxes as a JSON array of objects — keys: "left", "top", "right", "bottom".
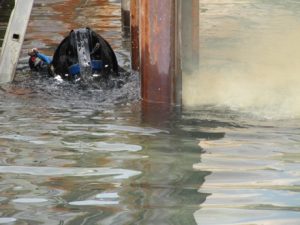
[{"left": 28, "top": 48, "right": 52, "bottom": 72}]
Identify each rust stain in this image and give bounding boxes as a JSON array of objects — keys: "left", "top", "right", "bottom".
[{"left": 140, "top": 0, "right": 178, "bottom": 104}]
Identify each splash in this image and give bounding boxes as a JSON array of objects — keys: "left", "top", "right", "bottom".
[{"left": 183, "top": 4, "right": 300, "bottom": 119}]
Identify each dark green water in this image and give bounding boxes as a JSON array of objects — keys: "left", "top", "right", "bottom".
[
  {"left": 0, "top": 0, "right": 14, "bottom": 48},
  {"left": 0, "top": 0, "right": 300, "bottom": 225}
]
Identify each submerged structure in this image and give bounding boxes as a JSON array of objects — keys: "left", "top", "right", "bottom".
[{"left": 128, "top": 0, "right": 199, "bottom": 106}]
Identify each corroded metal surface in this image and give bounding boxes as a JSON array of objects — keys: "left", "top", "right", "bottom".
[{"left": 139, "top": 0, "right": 181, "bottom": 105}]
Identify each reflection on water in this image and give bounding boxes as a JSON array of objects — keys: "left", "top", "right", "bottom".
[
  {"left": 0, "top": 91, "right": 211, "bottom": 224},
  {"left": 195, "top": 118, "right": 300, "bottom": 224},
  {"left": 24, "top": 0, "right": 128, "bottom": 65},
  {"left": 0, "top": 0, "right": 300, "bottom": 224},
  {"left": 194, "top": 1, "right": 300, "bottom": 224}
]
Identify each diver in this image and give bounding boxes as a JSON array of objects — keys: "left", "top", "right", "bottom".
[
  {"left": 28, "top": 48, "right": 53, "bottom": 74},
  {"left": 28, "top": 28, "right": 121, "bottom": 84},
  {"left": 52, "top": 27, "right": 119, "bottom": 81}
]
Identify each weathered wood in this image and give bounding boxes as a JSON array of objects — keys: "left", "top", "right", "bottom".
[
  {"left": 0, "top": 0, "right": 34, "bottom": 83},
  {"left": 130, "top": 0, "right": 139, "bottom": 71}
]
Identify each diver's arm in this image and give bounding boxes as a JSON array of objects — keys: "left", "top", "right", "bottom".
[{"left": 36, "top": 52, "right": 52, "bottom": 65}]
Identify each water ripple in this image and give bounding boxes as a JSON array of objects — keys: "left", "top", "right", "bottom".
[{"left": 0, "top": 166, "right": 141, "bottom": 179}]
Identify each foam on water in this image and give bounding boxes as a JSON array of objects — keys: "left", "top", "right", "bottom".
[
  {"left": 69, "top": 200, "right": 119, "bottom": 206},
  {"left": 0, "top": 166, "right": 141, "bottom": 179},
  {"left": 0, "top": 218, "right": 17, "bottom": 224},
  {"left": 12, "top": 198, "right": 48, "bottom": 203},
  {"left": 184, "top": 0, "right": 300, "bottom": 120}
]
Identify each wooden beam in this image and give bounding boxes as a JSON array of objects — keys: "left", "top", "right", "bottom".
[{"left": 0, "top": 0, "right": 34, "bottom": 83}]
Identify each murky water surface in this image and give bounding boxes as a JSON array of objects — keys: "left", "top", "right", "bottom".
[
  {"left": 0, "top": 0, "right": 300, "bottom": 224},
  {"left": 0, "top": 0, "right": 14, "bottom": 48}
]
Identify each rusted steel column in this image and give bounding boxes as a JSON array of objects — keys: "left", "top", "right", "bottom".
[
  {"left": 139, "top": 0, "right": 181, "bottom": 105},
  {"left": 181, "top": 0, "right": 199, "bottom": 73},
  {"left": 121, "top": 0, "right": 130, "bottom": 38},
  {"left": 130, "top": 0, "right": 140, "bottom": 71}
]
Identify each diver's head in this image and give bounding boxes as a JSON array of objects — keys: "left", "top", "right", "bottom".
[{"left": 28, "top": 48, "right": 38, "bottom": 57}]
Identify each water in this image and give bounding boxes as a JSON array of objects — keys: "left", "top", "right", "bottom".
[
  {"left": 185, "top": 0, "right": 300, "bottom": 119},
  {"left": 0, "top": 0, "right": 14, "bottom": 48},
  {"left": 193, "top": 1, "right": 300, "bottom": 224},
  {"left": 0, "top": 0, "right": 300, "bottom": 224}
]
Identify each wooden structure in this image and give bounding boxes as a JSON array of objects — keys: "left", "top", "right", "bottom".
[{"left": 0, "top": 0, "right": 34, "bottom": 83}]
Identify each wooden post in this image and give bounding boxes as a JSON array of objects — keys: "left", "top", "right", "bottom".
[
  {"left": 130, "top": 0, "right": 140, "bottom": 71},
  {"left": 139, "top": 0, "right": 181, "bottom": 106},
  {"left": 0, "top": 0, "right": 34, "bottom": 83},
  {"left": 121, "top": 0, "right": 130, "bottom": 38}
]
